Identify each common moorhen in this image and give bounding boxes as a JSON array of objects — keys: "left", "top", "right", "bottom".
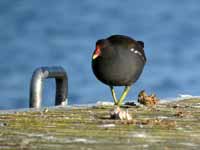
[{"left": 92, "top": 35, "right": 146, "bottom": 106}]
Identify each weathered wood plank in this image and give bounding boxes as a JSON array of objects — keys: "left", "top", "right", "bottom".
[{"left": 0, "top": 98, "right": 200, "bottom": 150}]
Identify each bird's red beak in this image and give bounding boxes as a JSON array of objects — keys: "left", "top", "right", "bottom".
[{"left": 92, "top": 45, "right": 101, "bottom": 59}]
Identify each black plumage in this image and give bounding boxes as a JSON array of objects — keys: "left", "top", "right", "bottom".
[{"left": 92, "top": 35, "right": 147, "bottom": 106}]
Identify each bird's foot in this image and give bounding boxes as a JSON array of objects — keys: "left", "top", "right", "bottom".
[{"left": 110, "top": 106, "right": 132, "bottom": 120}]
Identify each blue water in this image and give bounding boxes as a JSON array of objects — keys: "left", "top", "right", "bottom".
[{"left": 0, "top": 0, "right": 200, "bottom": 109}]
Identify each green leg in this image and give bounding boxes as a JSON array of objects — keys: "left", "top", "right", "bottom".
[
  {"left": 117, "top": 86, "right": 131, "bottom": 106},
  {"left": 110, "top": 86, "right": 118, "bottom": 105}
]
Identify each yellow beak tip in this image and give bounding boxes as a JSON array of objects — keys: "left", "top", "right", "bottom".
[{"left": 92, "top": 54, "right": 98, "bottom": 60}]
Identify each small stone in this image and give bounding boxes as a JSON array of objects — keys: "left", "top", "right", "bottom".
[
  {"left": 124, "top": 101, "right": 136, "bottom": 106},
  {"left": 43, "top": 108, "right": 49, "bottom": 113},
  {"left": 0, "top": 122, "right": 8, "bottom": 127}
]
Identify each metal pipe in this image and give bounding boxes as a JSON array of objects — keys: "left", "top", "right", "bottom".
[{"left": 29, "top": 66, "right": 68, "bottom": 108}]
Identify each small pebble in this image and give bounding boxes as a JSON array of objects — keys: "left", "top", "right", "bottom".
[{"left": 0, "top": 122, "right": 8, "bottom": 127}]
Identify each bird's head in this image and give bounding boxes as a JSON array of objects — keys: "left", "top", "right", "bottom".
[{"left": 92, "top": 39, "right": 111, "bottom": 60}]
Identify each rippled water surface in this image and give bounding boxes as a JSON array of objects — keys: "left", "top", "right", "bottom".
[{"left": 0, "top": 0, "right": 200, "bottom": 109}]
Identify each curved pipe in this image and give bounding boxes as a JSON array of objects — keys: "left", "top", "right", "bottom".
[{"left": 29, "top": 66, "right": 68, "bottom": 108}]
